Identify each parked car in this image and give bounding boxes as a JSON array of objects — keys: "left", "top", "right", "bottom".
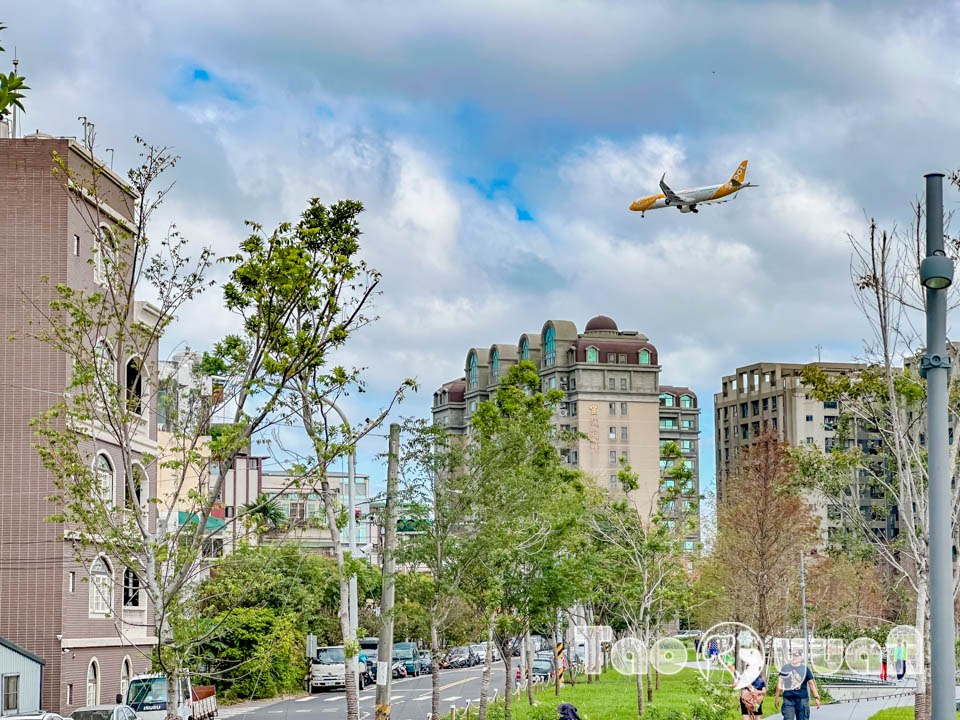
[
  {"left": 479, "top": 641, "right": 501, "bottom": 662},
  {"left": 126, "top": 673, "right": 217, "bottom": 720},
  {"left": 419, "top": 650, "right": 434, "bottom": 675},
  {"left": 445, "top": 645, "right": 476, "bottom": 668},
  {"left": 531, "top": 659, "right": 556, "bottom": 683},
  {"left": 71, "top": 705, "right": 139, "bottom": 720},
  {"left": 5, "top": 714, "right": 67, "bottom": 720},
  {"left": 536, "top": 650, "right": 555, "bottom": 661},
  {"left": 470, "top": 645, "right": 485, "bottom": 666},
  {"left": 393, "top": 642, "right": 424, "bottom": 676}
]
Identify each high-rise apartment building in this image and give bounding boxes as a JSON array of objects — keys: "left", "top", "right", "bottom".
[
  {"left": 432, "top": 316, "right": 700, "bottom": 544},
  {"left": 1, "top": 135, "right": 157, "bottom": 711},
  {"left": 713, "top": 361, "right": 895, "bottom": 542}
]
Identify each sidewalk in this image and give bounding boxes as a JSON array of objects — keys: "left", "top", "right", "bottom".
[{"left": 217, "top": 691, "right": 309, "bottom": 718}]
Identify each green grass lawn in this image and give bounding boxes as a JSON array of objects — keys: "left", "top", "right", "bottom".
[
  {"left": 868, "top": 709, "right": 960, "bottom": 720},
  {"left": 488, "top": 666, "right": 757, "bottom": 720}
]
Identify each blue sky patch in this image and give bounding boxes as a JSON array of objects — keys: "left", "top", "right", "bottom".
[{"left": 167, "top": 63, "right": 254, "bottom": 106}]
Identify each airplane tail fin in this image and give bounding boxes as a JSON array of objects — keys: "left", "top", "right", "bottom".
[{"left": 730, "top": 160, "right": 748, "bottom": 186}]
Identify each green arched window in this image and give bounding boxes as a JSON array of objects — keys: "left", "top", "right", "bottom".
[
  {"left": 491, "top": 349, "right": 500, "bottom": 382},
  {"left": 520, "top": 338, "right": 529, "bottom": 361},
  {"left": 659, "top": 393, "right": 675, "bottom": 407},
  {"left": 639, "top": 349, "right": 650, "bottom": 364},
  {"left": 468, "top": 353, "right": 479, "bottom": 390},
  {"left": 544, "top": 327, "right": 556, "bottom": 367},
  {"left": 586, "top": 347, "right": 598, "bottom": 363},
  {"left": 680, "top": 395, "right": 692, "bottom": 408}
]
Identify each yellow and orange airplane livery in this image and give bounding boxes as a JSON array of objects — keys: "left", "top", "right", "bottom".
[{"left": 629, "top": 160, "right": 756, "bottom": 216}]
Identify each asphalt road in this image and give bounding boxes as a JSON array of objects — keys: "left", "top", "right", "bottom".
[{"left": 219, "top": 666, "right": 509, "bottom": 720}]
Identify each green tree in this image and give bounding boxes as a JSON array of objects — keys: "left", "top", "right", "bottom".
[
  {"left": 469, "top": 360, "right": 589, "bottom": 719},
  {"left": 588, "top": 451, "right": 695, "bottom": 720},
  {"left": 398, "top": 418, "right": 478, "bottom": 720},
  {"left": 28, "top": 139, "right": 386, "bottom": 718},
  {"left": 242, "top": 493, "right": 287, "bottom": 542},
  {"left": 0, "top": 23, "right": 28, "bottom": 121}
]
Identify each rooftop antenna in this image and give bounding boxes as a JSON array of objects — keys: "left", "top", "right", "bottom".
[
  {"left": 105, "top": 148, "right": 115, "bottom": 170},
  {"left": 77, "top": 116, "right": 95, "bottom": 150},
  {"left": 815, "top": 344, "right": 823, "bottom": 363},
  {"left": 11, "top": 50, "right": 18, "bottom": 138}
]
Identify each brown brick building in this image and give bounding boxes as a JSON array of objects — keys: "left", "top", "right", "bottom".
[
  {"left": 432, "top": 315, "right": 701, "bottom": 546},
  {"left": 1, "top": 136, "right": 156, "bottom": 712}
]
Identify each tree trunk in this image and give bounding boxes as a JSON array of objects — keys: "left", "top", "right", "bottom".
[
  {"left": 646, "top": 650, "right": 653, "bottom": 703},
  {"left": 915, "top": 583, "right": 931, "bottom": 720},
  {"left": 563, "top": 615, "right": 575, "bottom": 687},
  {"left": 655, "top": 667, "right": 660, "bottom": 691},
  {"left": 430, "top": 618, "right": 441, "bottom": 720},
  {"left": 322, "top": 479, "right": 359, "bottom": 720},
  {"left": 503, "top": 650, "right": 513, "bottom": 720},
  {"left": 525, "top": 627, "right": 535, "bottom": 705},
  {"left": 160, "top": 617, "right": 179, "bottom": 720},
  {"left": 635, "top": 662, "right": 645, "bottom": 719},
  {"left": 478, "top": 617, "right": 494, "bottom": 720},
  {"left": 553, "top": 620, "right": 561, "bottom": 696}
]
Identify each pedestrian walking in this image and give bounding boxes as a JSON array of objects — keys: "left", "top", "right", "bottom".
[
  {"left": 895, "top": 639, "right": 906, "bottom": 680},
  {"left": 880, "top": 646, "right": 888, "bottom": 681},
  {"left": 773, "top": 650, "right": 822, "bottom": 720},
  {"left": 708, "top": 637, "right": 719, "bottom": 663}
]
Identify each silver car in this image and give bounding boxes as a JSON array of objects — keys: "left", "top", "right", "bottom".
[
  {"left": 71, "top": 706, "right": 139, "bottom": 720},
  {"left": 5, "top": 714, "right": 68, "bottom": 720}
]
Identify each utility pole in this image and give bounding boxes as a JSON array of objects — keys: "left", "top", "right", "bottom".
[
  {"left": 324, "top": 400, "right": 360, "bottom": 696},
  {"left": 375, "top": 424, "right": 400, "bottom": 720},
  {"left": 919, "top": 172, "right": 955, "bottom": 720}
]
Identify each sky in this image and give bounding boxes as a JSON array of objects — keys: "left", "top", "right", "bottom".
[{"left": 6, "top": 0, "right": 960, "bottom": 495}]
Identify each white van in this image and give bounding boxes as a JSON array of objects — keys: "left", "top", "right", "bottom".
[{"left": 125, "top": 674, "right": 217, "bottom": 720}]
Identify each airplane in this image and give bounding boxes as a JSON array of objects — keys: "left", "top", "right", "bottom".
[{"left": 629, "top": 160, "right": 756, "bottom": 216}]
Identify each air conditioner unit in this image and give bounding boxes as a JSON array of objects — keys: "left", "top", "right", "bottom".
[{"left": 559, "top": 409, "right": 569, "bottom": 416}]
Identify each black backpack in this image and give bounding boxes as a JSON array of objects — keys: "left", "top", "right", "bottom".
[{"left": 558, "top": 703, "right": 583, "bottom": 720}]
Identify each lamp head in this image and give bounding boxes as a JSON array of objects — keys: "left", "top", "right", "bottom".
[{"left": 921, "top": 253, "right": 954, "bottom": 290}]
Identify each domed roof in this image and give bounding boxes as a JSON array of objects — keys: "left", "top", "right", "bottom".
[{"left": 585, "top": 315, "right": 618, "bottom": 332}]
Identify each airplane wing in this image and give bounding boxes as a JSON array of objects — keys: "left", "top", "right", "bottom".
[{"left": 659, "top": 174, "right": 686, "bottom": 204}]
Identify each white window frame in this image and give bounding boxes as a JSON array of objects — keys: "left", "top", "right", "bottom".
[
  {"left": 120, "top": 657, "right": 133, "bottom": 702},
  {"left": 89, "top": 557, "right": 113, "bottom": 618},
  {"left": 2, "top": 674, "right": 20, "bottom": 715},
  {"left": 94, "top": 452, "right": 115, "bottom": 505},
  {"left": 94, "top": 226, "right": 117, "bottom": 286},
  {"left": 86, "top": 658, "right": 100, "bottom": 706}
]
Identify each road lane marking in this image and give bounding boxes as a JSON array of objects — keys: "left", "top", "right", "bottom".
[
  {"left": 323, "top": 697, "right": 343, "bottom": 702},
  {"left": 439, "top": 677, "right": 473, "bottom": 691},
  {"left": 442, "top": 696, "right": 461, "bottom": 702},
  {"left": 295, "top": 696, "right": 316, "bottom": 702}
]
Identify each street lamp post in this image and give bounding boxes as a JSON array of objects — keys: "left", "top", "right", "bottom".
[
  {"left": 919, "top": 172, "right": 955, "bottom": 720},
  {"left": 324, "top": 400, "right": 359, "bottom": 695}
]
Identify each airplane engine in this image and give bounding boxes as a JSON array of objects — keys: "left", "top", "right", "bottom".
[{"left": 679, "top": 205, "right": 693, "bottom": 213}]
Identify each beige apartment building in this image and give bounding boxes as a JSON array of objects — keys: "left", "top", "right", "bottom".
[
  {"left": 1, "top": 135, "right": 156, "bottom": 712},
  {"left": 433, "top": 315, "right": 701, "bottom": 547},
  {"left": 713, "top": 361, "right": 896, "bottom": 542}
]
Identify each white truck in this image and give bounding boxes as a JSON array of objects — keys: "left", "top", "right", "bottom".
[
  {"left": 126, "top": 674, "right": 217, "bottom": 720},
  {"left": 310, "top": 646, "right": 347, "bottom": 691}
]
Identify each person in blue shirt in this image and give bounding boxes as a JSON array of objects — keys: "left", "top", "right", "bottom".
[
  {"left": 774, "top": 650, "right": 822, "bottom": 720},
  {"left": 738, "top": 673, "right": 766, "bottom": 719}
]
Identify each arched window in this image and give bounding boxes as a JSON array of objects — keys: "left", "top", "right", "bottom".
[
  {"left": 639, "top": 349, "right": 650, "bottom": 364},
  {"left": 96, "top": 453, "right": 114, "bottom": 504},
  {"left": 680, "top": 395, "right": 693, "bottom": 408},
  {"left": 95, "top": 226, "right": 117, "bottom": 286},
  {"left": 544, "top": 327, "right": 556, "bottom": 367},
  {"left": 468, "top": 353, "right": 478, "bottom": 390},
  {"left": 86, "top": 659, "right": 100, "bottom": 705},
  {"left": 126, "top": 357, "right": 143, "bottom": 415},
  {"left": 126, "top": 464, "right": 144, "bottom": 509},
  {"left": 89, "top": 557, "right": 112, "bottom": 616},
  {"left": 491, "top": 349, "right": 499, "bottom": 383},
  {"left": 120, "top": 657, "right": 132, "bottom": 701},
  {"left": 520, "top": 338, "right": 529, "bottom": 361},
  {"left": 123, "top": 567, "right": 141, "bottom": 607},
  {"left": 586, "top": 347, "right": 598, "bottom": 363},
  {"left": 659, "top": 393, "right": 675, "bottom": 407},
  {"left": 95, "top": 339, "right": 115, "bottom": 382}
]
